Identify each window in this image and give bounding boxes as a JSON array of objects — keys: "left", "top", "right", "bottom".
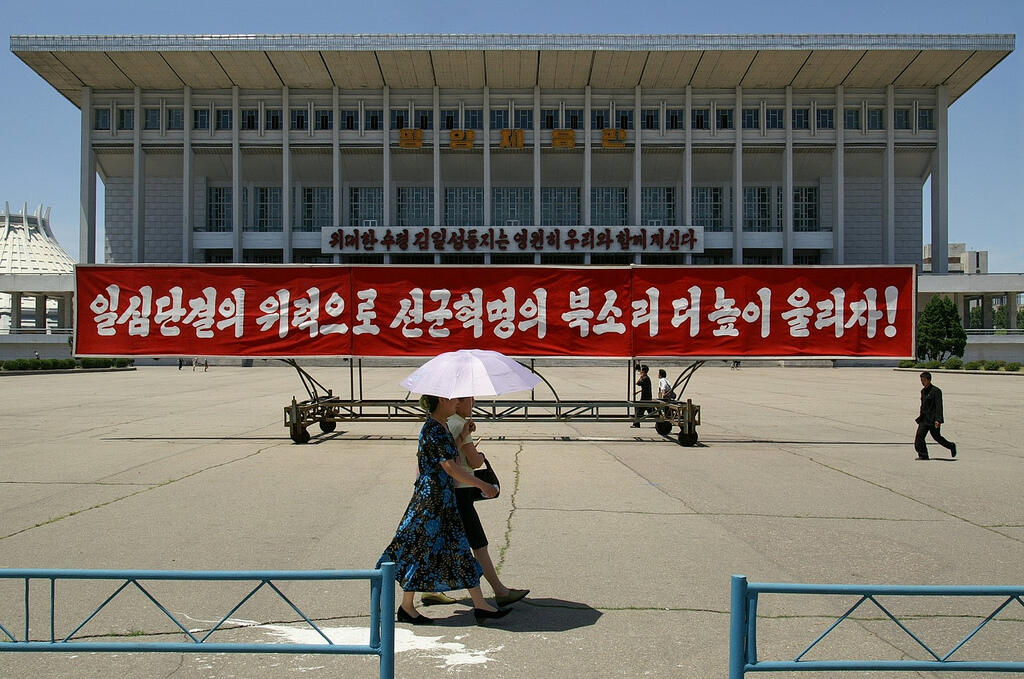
[
  {"left": 792, "top": 108, "right": 809, "bottom": 130},
  {"left": 765, "top": 108, "right": 784, "bottom": 130},
  {"left": 541, "top": 108, "right": 559, "bottom": 130},
  {"left": 315, "top": 109, "right": 334, "bottom": 130},
  {"left": 290, "top": 108, "right": 307, "bottom": 131},
  {"left": 541, "top": 187, "right": 580, "bottom": 226},
  {"left": 591, "top": 187, "right": 628, "bottom": 226},
  {"left": 793, "top": 249, "right": 822, "bottom": 265},
  {"left": 241, "top": 108, "right": 259, "bottom": 130},
  {"left": 205, "top": 187, "right": 232, "bottom": 232},
  {"left": 166, "top": 108, "right": 184, "bottom": 130},
  {"left": 867, "top": 108, "right": 884, "bottom": 130},
  {"left": 215, "top": 109, "right": 232, "bottom": 131},
  {"left": 741, "top": 108, "right": 760, "bottom": 130},
  {"left": 894, "top": 108, "right": 912, "bottom": 130},
  {"left": 793, "top": 187, "right": 819, "bottom": 232},
  {"left": 300, "top": 187, "right": 332, "bottom": 231},
  {"left": 396, "top": 187, "right": 434, "bottom": 227},
  {"left": 117, "top": 108, "right": 135, "bottom": 131},
  {"left": 415, "top": 109, "right": 433, "bottom": 130},
  {"left": 193, "top": 108, "right": 210, "bottom": 130},
  {"left": 254, "top": 187, "right": 282, "bottom": 231},
  {"left": 242, "top": 250, "right": 284, "bottom": 264},
  {"left": 348, "top": 187, "right": 383, "bottom": 226},
  {"left": 844, "top": 108, "right": 861, "bottom": 131},
  {"left": 692, "top": 186, "right": 724, "bottom": 231},
  {"left": 445, "top": 187, "right": 484, "bottom": 226},
  {"left": 564, "top": 108, "right": 583, "bottom": 130},
  {"left": 441, "top": 108, "right": 459, "bottom": 130},
  {"left": 490, "top": 108, "right": 509, "bottom": 130},
  {"left": 94, "top": 108, "right": 110, "bottom": 131},
  {"left": 492, "top": 187, "right": 533, "bottom": 226},
  {"left": 691, "top": 108, "right": 709, "bottom": 130},
  {"left": 464, "top": 109, "right": 483, "bottom": 130},
  {"left": 815, "top": 108, "right": 834, "bottom": 130},
  {"left": 642, "top": 187, "right": 675, "bottom": 225},
  {"left": 616, "top": 109, "right": 633, "bottom": 130},
  {"left": 666, "top": 109, "right": 683, "bottom": 130},
  {"left": 513, "top": 109, "right": 533, "bottom": 130},
  {"left": 591, "top": 109, "right": 608, "bottom": 130},
  {"left": 742, "top": 187, "right": 772, "bottom": 232},
  {"left": 264, "top": 108, "right": 282, "bottom": 131},
  {"left": 143, "top": 108, "right": 161, "bottom": 130},
  {"left": 716, "top": 108, "right": 733, "bottom": 130},
  {"left": 390, "top": 109, "right": 408, "bottom": 130},
  {"left": 918, "top": 108, "right": 935, "bottom": 130},
  {"left": 641, "top": 109, "right": 659, "bottom": 130},
  {"left": 338, "top": 109, "right": 358, "bottom": 130}
]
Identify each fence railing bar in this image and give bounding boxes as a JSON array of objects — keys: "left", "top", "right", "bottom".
[
  {"left": 793, "top": 595, "right": 869, "bottom": 662},
  {"left": 24, "top": 578, "right": 28, "bottom": 642},
  {"left": 265, "top": 580, "right": 334, "bottom": 645},
  {"left": 747, "top": 594, "right": 758, "bottom": 664},
  {"left": 369, "top": 575, "right": 381, "bottom": 650},
  {"left": 50, "top": 579, "right": 55, "bottom": 643},
  {"left": 866, "top": 595, "right": 940, "bottom": 661},
  {"left": 0, "top": 618, "right": 16, "bottom": 642},
  {"left": 130, "top": 580, "right": 201, "bottom": 643},
  {"left": 198, "top": 581, "right": 267, "bottom": 643},
  {"left": 61, "top": 579, "right": 132, "bottom": 643},
  {"left": 941, "top": 595, "right": 1018, "bottom": 661}
]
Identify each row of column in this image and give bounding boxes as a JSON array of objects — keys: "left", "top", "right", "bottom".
[
  {"left": 966, "top": 293, "right": 1021, "bottom": 330},
  {"left": 6, "top": 293, "right": 73, "bottom": 331},
  {"left": 78, "top": 84, "right": 949, "bottom": 269}
]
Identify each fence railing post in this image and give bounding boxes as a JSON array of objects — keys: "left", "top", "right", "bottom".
[
  {"left": 379, "top": 562, "right": 395, "bottom": 679},
  {"left": 730, "top": 574, "right": 749, "bottom": 679}
]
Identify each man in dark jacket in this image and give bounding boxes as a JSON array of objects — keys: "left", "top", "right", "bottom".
[{"left": 915, "top": 371, "right": 957, "bottom": 460}]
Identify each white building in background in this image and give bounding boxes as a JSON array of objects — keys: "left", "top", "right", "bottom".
[
  {"left": 9, "top": 33, "right": 1015, "bottom": 270},
  {"left": 922, "top": 243, "right": 988, "bottom": 274}
]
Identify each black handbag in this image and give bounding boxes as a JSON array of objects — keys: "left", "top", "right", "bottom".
[{"left": 471, "top": 458, "right": 500, "bottom": 502}]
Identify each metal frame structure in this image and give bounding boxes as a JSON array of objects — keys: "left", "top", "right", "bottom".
[
  {"left": 282, "top": 359, "right": 703, "bottom": 446},
  {"left": 729, "top": 575, "right": 1024, "bottom": 676},
  {"left": 0, "top": 565, "right": 397, "bottom": 679}
]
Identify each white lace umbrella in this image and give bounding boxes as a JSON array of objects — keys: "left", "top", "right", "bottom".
[{"left": 400, "top": 349, "right": 542, "bottom": 398}]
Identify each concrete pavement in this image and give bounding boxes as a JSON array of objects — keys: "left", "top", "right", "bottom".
[{"left": 0, "top": 364, "right": 1021, "bottom": 677}]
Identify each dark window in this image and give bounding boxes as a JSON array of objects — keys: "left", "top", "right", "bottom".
[
  {"left": 513, "top": 109, "right": 533, "bottom": 129},
  {"left": 564, "top": 109, "right": 583, "bottom": 130},
  {"left": 666, "top": 109, "right": 683, "bottom": 130},
  {"left": 616, "top": 109, "right": 633, "bottom": 130},
  {"left": 340, "top": 110, "right": 358, "bottom": 130},
  {"left": 741, "top": 108, "right": 759, "bottom": 129},
  {"left": 441, "top": 108, "right": 459, "bottom": 130},
  {"left": 816, "top": 108, "right": 834, "bottom": 130},
  {"left": 691, "top": 108, "right": 709, "bottom": 130},
  {"left": 364, "top": 110, "right": 381, "bottom": 131},
  {"left": 264, "top": 108, "right": 282, "bottom": 131},
  {"left": 894, "top": 108, "right": 912, "bottom": 130},
  {"left": 94, "top": 108, "right": 110, "bottom": 131},
  {"left": 143, "top": 108, "right": 161, "bottom": 130},
  {"left": 416, "top": 109, "right": 432, "bottom": 130},
  {"left": 716, "top": 108, "right": 733, "bottom": 130},
  {"left": 765, "top": 108, "right": 784, "bottom": 130},
  {"left": 166, "top": 108, "right": 184, "bottom": 130},
  {"left": 117, "top": 108, "right": 135, "bottom": 131},
  {"left": 867, "top": 109, "right": 884, "bottom": 130},
  {"left": 591, "top": 109, "right": 608, "bottom": 130},
  {"left": 464, "top": 109, "right": 483, "bottom": 130},
  {"left": 792, "top": 108, "right": 809, "bottom": 130},
  {"left": 241, "top": 108, "right": 259, "bottom": 130},
  {"left": 316, "top": 109, "right": 334, "bottom": 130},
  {"left": 844, "top": 108, "right": 861, "bottom": 131},
  {"left": 290, "top": 108, "right": 307, "bottom": 130},
  {"left": 193, "top": 109, "right": 210, "bottom": 130},
  {"left": 215, "top": 109, "right": 232, "bottom": 131},
  {"left": 641, "top": 109, "right": 659, "bottom": 130},
  {"left": 918, "top": 108, "right": 935, "bottom": 130},
  {"left": 541, "top": 108, "right": 559, "bottom": 130}
]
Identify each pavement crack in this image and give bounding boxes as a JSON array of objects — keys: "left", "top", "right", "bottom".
[{"left": 495, "top": 443, "right": 523, "bottom": 574}]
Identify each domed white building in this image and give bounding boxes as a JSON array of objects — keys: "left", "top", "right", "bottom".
[{"left": 0, "top": 203, "right": 76, "bottom": 359}]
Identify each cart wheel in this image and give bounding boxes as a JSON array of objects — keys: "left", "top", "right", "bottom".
[
  {"left": 678, "top": 430, "right": 698, "bottom": 447},
  {"left": 318, "top": 419, "right": 337, "bottom": 434},
  {"left": 290, "top": 426, "right": 311, "bottom": 444},
  {"left": 655, "top": 421, "right": 673, "bottom": 436}
]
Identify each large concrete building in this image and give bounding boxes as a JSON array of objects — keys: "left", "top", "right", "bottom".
[{"left": 10, "top": 33, "right": 1015, "bottom": 271}]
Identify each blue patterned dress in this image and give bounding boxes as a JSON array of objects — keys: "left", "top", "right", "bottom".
[{"left": 378, "top": 418, "right": 483, "bottom": 592}]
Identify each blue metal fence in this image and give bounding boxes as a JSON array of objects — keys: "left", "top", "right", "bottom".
[
  {"left": 729, "top": 575, "right": 1024, "bottom": 676},
  {"left": 0, "top": 565, "right": 396, "bottom": 679}
]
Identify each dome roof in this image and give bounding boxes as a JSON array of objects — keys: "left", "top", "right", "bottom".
[{"left": 0, "top": 203, "right": 76, "bottom": 274}]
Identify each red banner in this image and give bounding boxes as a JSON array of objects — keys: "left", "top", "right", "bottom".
[{"left": 74, "top": 265, "right": 915, "bottom": 359}]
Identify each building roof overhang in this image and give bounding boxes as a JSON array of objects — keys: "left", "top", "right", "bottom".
[{"left": 11, "top": 33, "right": 1015, "bottom": 107}]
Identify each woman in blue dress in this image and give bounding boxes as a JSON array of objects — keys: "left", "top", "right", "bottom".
[{"left": 379, "top": 393, "right": 510, "bottom": 625}]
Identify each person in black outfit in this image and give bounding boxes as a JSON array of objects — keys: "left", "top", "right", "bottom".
[
  {"left": 633, "top": 364, "right": 652, "bottom": 428},
  {"left": 914, "top": 371, "right": 957, "bottom": 460}
]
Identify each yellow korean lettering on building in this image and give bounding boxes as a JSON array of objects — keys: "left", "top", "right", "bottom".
[
  {"left": 399, "top": 128, "right": 423, "bottom": 149},
  {"left": 552, "top": 129, "right": 576, "bottom": 148},
  {"left": 449, "top": 129, "right": 475, "bottom": 149},
  {"left": 500, "top": 128, "right": 524, "bottom": 149},
  {"left": 601, "top": 128, "right": 626, "bottom": 148}
]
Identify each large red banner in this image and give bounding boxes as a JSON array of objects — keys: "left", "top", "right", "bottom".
[{"left": 74, "top": 265, "right": 915, "bottom": 359}]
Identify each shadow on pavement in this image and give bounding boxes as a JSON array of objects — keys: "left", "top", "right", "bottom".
[{"left": 427, "top": 598, "right": 602, "bottom": 632}]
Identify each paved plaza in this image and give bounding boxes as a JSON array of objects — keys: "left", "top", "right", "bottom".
[{"left": 0, "top": 363, "right": 1022, "bottom": 677}]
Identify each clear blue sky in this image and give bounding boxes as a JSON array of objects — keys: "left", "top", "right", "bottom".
[{"left": 2, "top": 0, "right": 1021, "bottom": 271}]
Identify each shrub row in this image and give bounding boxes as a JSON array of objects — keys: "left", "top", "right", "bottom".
[
  {"left": 1, "top": 358, "right": 133, "bottom": 371},
  {"left": 900, "top": 358, "right": 1020, "bottom": 372}
]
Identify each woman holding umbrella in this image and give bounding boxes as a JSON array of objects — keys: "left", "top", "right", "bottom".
[{"left": 378, "top": 393, "right": 510, "bottom": 625}]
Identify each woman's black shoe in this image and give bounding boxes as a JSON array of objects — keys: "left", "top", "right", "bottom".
[
  {"left": 397, "top": 606, "right": 434, "bottom": 625},
  {"left": 473, "top": 607, "right": 511, "bottom": 623}
]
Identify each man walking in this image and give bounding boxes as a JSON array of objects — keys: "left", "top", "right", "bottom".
[
  {"left": 914, "top": 371, "right": 957, "bottom": 460},
  {"left": 633, "top": 364, "right": 652, "bottom": 428}
]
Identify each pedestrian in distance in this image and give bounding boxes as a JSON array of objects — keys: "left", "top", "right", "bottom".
[
  {"left": 914, "top": 371, "right": 957, "bottom": 460},
  {"left": 633, "top": 364, "right": 652, "bottom": 428},
  {"left": 657, "top": 369, "right": 675, "bottom": 401},
  {"left": 378, "top": 393, "right": 510, "bottom": 626},
  {"left": 421, "top": 396, "right": 530, "bottom": 609}
]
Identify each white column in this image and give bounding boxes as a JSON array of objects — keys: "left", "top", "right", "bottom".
[
  {"left": 1007, "top": 292, "right": 1018, "bottom": 330},
  {"left": 80, "top": 86, "right": 97, "bottom": 263},
  {"left": 231, "top": 86, "right": 242, "bottom": 261},
  {"left": 382, "top": 86, "right": 391, "bottom": 227},
  {"left": 732, "top": 86, "right": 743, "bottom": 264},
  {"left": 433, "top": 86, "right": 442, "bottom": 228},
  {"left": 483, "top": 87, "right": 491, "bottom": 229},
  {"left": 930, "top": 86, "right": 949, "bottom": 273},
  {"left": 533, "top": 86, "right": 541, "bottom": 228},
  {"left": 883, "top": 85, "right": 896, "bottom": 264},
  {"left": 982, "top": 294, "right": 993, "bottom": 328},
  {"left": 282, "top": 86, "right": 292, "bottom": 263},
  {"left": 633, "top": 86, "right": 643, "bottom": 263},
  {"left": 584, "top": 85, "right": 592, "bottom": 227},
  {"left": 684, "top": 85, "right": 693, "bottom": 264},
  {"left": 35, "top": 295, "right": 47, "bottom": 330},
  {"left": 332, "top": 86, "right": 342, "bottom": 229},
  {"left": 132, "top": 87, "right": 146, "bottom": 262},
  {"left": 783, "top": 86, "right": 794, "bottom": 265},
  {"left": 11, "top": 293, "right": 22, "bottom": 330},
  {"left": 834, "top": 85, "right": 845, "bottom": 264},
  {"left": 182, "top": 86, "right": 194, "bottom": 262}
]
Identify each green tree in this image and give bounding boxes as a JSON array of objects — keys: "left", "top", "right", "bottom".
[
  {"left": 916, "top": 296, "right": 967, "bottom": 362},
  {"left": 968, "top": 305, "right": 983, "bottom": 329}
]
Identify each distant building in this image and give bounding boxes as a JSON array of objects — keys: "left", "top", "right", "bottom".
[{"left": 922, "top": 243, "right": 988, "bottom": 274}]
